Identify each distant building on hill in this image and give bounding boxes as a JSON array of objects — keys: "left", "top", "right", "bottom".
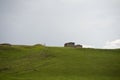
[
  {"left": 64, "top": 42, "right": 82, "bottom": 48},
  {"left": 75, "top": 44, "right": 82, "bottom": 48},
  {"left": 64, "top": 42, "right": 75, "bottom": 47}
]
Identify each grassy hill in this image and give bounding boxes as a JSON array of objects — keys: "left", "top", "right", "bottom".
[{"left": 0, "top": 45, "right": 120, "bottom": 80}]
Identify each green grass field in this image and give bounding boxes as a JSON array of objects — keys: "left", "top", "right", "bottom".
[{"left": 0, "top": 45, "right": 120, "bottom": 80}]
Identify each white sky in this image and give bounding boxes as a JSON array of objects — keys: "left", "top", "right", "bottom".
[{"left": 0, "top": 0, "right": 120, "bottom": 48}]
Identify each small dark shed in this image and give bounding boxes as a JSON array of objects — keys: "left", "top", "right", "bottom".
[
  {"left": 64, "top": 42, "right": 75, "bottom": 47},
  {"left": 64, "top": 42, "right": 83, "bottom": 48}
]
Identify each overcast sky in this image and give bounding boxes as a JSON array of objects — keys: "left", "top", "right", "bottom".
[{"left": 0, "top": 0, "right": 120, "bottom": 48}]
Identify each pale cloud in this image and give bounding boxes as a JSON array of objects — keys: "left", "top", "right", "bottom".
[
  {"left": 83, "top": 45, "right": 95, "bottom": 48},
  {"left": 103, "top": 39, "right": 120, "bottom": 49},
  {"left": 60, "top": 0, "right": 83, "bottom": 4}
]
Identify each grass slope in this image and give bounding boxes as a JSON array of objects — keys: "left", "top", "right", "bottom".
[{"left": 0, "top": 45, "right": 120, "bottom": 80}]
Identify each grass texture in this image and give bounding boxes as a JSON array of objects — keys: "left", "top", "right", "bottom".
[{"left": 0, "top": 45, "right": 120, "bottom": 80}]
